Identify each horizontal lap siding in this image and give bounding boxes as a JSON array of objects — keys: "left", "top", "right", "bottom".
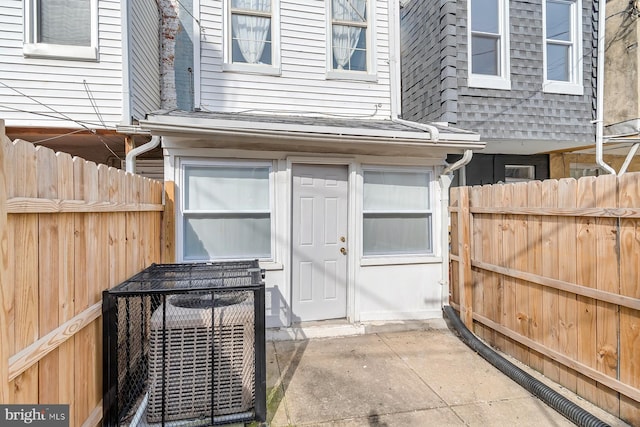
[
  {"left": 129, "top": 0, "right": 161, "bottom": 120},
  {"left": 0, "top": 0, "right": 124, "bottom": 129},
  {"left": 198, "top": 0, "right": 392, "bottom": 117}
]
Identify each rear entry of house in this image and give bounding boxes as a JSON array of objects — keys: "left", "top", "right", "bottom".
[{"left": 291, "top": 164, "right": 349, "bottom": 322}]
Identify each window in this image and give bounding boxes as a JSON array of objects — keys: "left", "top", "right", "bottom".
[
  {"left": 543, "top": 0, "right": 583, "bottom": 94},
  {"left": 23, "top": 0, "right": 98, "bottom": 60},
  {"left": 570, "top": 162, "right": 601, "bottom": 178},
  {"left": 504, "top": 165, "right": 535, "bottom": 182},
  {"left": 225, "top": 0, "right": 279, "bottom": 73},
  {"left": 328, "top": 0, "right": 370, "bottom": 76},
  {"left": 181, "top": 163, "right": 272, "bottom": 260},
  {"left": 468, "top": 0, "right": 510, "bottom": 90},
  {"left": 362, "top": 169, "right": 433, "bottom": 256}
]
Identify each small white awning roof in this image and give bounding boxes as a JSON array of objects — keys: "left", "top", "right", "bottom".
[{"left": 139, "top": 110, "right": 485, "bottom": 158}]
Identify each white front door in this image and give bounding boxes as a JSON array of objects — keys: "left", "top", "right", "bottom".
[{"left": 292, "top": 164, "right": 348, "bottom": 322}]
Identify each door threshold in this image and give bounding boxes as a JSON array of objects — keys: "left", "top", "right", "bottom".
[{"left": 267, "top": 318, "right": 364, "bottom": 341}]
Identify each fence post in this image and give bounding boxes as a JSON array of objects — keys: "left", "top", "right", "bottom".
[
  {"left": 0, "top": 120, "right": 10, "bottom": 401},
  {"left": 458, "top": 186, "right": 473, "bottom": 329}
]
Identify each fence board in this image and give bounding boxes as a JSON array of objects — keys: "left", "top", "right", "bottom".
[
  {"left": 492, "top": 184, "right": 506, "bottom": 352},
  {"left": 512, "top": 182, "right": 529, "bottom": 364},
  {"left": 36, "top": 146, "right": 61, "bottom": 404},
  {"left": 576, "top": 176, "right": 599, "bottom": 404},
  {"left": 541, "top": 180, "right": 560, "bottom": 382},
  {"left": 595, "top": 175, "right": 621, "bottom": 415},
  {"left": 458, "top": 187, "right": 472, "bottom": 328},
  {"left": 0, "top": 127, "right": 9, "bottom": 402},
  {"left": 55, "top": 151, "right": 76, "bottom": 416},
  {"left": 502, "top": 184, "right": 515, "bottom": 356},
  {"left": 557, "top": 178, "right": 578, "bottom": 393},
  {"left": 527, "top": 180, "right": 544, "bottom": 373},
  {"left": 12, "top": 140, "right": 39, "bottom": 404},
  {"left": 618, "top": 173, "right": 640, "bottom": 425},
  {"left": 449, "top": 187, "right": 460, "bottom": 306},
  {"left": 471, "top": 186, "right": 486, "bottom": 340}
]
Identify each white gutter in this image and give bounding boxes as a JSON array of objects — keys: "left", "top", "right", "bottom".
[
  {"left": 443, "top": 149, "right": 473, "bottom": 175},
  {"left": 438, "top": 149, "right": 473, "bottom": 309},
  {"left": 126, "top": 136, "right": 161, "bottom": 173},
  {"left": 595, "top": 0, "right": 617, "bottom": 175},
  {"left": 392, "top": 117, "right": 440, "bottom": 142}
]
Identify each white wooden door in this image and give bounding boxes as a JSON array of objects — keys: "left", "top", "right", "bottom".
[{"left": 292, "top": 164, "right": 348, "bottom": 322}]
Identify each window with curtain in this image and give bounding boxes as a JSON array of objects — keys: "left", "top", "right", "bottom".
[
  {"left": 230, "top": 0, "right": 272, "bottom": 65},
  {"left": 544, "top": 0, "right": 582, "bottom": 94},
  {"left": 468, "top": 0, "right": 510, "bottom": 89},
  {"left": 24, "top": 0, "right": 97, "bottom": 59},
  {"left": 362, "top": 169, "right": 433, "bottom": 256},
  {"left": 331, "top": 0, "right": 367, "bottom": 71},
  {"left": 182, "top": 164, "right": 272, "bottom": 260}
]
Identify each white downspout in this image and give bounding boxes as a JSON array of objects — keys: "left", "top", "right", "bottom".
[
  {"left": 439, "top": 149, "right": 473, "bottom": 309},
  {"left": 388, "top": 0, "right": 440, "bottom": 143},
  {"left": 126, "top": 136, "right": 161, "bottom": 173},
  {"left": 595, "top": 0, "right": 617, "bottom": 175}
]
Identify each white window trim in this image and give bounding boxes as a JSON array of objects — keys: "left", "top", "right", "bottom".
[
  {"left": 543, "top": 0, "right": 583, "bottom": 95},
  {"left": 325, "top": 0, "right": 377, "bottom": 81},
  {"left": 23, "top": 0, "right": 98, "bottom": 61},
  {"left": 361, "top": 165, "right": 435, "bottom": 259},
  {"left": 177, "top": 158, "right": 276, "bottom": 262},
  {"left": 467, "top": 0, "right": 511, "bottom": 90},
  {"left": 222, "top": 0, "right": 281, "bottom": 75}
]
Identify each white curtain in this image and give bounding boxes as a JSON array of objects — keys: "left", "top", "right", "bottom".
[
  {"left": 232, "top": 0, "right": 271, "bottom": 64},
  {"left": 332, "top": 0, "right": 366, "bottom": 69}
]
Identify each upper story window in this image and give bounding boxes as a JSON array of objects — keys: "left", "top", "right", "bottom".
[
  {"left": 544, "top": 0, "right": 583, "bottom": 95},
  {"left": 468, "top": 0, "right": 511, "bottom": 90},
  {"left": 327, "top": 0, "right": 374, "bottom": 80},
  {"left": 23, "top": 0, "right": 98, "bottom": 61},
  {"left": 225, "top": 0, "right": 280, "bottom": 74}
]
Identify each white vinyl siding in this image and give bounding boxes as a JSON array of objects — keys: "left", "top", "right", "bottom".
[
  {"left": 128, "top": 0, "right": 161, "bottom": 121},
  {"left": 543, "top": 0, "right": 583, "bottom": 95},
  {"left": 0, "top": 0, "right": 125, "bottom": 129},
  {"left": 199, "top": 0, "right": 392, "bottom": 117},
  {"left": 362, "top": 168, "right": 434, "bottom": 256}
]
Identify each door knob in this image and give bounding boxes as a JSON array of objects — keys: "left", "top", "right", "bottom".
[{"left": 340, "top": 247, "right": 347, "bottom": 255}]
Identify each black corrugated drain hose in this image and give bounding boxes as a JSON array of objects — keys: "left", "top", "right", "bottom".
[{"left": 443, "top": 306, "right": 610, "bottom": 427}]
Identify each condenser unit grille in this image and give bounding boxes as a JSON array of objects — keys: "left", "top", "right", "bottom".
[
  {"left": 146, "top": 295, "right": 255, "bottom": 423},
  {"left": 103, "top": 261, "right": 266, "bottom": 427}
]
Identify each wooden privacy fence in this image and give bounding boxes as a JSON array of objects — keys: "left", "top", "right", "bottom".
[
  {"left": 449, "top": 174, "right": 640, "bottom": 426},
  {"left": 0, "top": 125, "right": 163, "bottom": 426}
]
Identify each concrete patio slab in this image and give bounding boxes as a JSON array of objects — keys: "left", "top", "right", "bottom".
[{"left": 265, "top": 323, "right": 630, "bottom": 427}]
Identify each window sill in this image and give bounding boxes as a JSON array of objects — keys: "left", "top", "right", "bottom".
[
  {"left": 326, "top": 71, "right": 377, "bottom": 82},
  {"left": 543, "top": 81, "right": 584, "bottom": 96},
  {"left": 360, "top": 255, "right": 442, "bottom": 266},
  {"left": 23, "top": 43, "right": 98, "bottom": 61},
  {"left": 222, "top": 63, "right": 281, "bottom": 76},
  {"left": 259, "top": 261, "right": 283, "bottom": 271},
  {"left": 468, "top": 74, "right": 511, "bottom": 91}
]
